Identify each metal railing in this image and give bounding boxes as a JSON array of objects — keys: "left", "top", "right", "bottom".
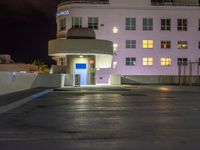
[{"left": 58, "top": 0, "right": 109, "bottom": 7}]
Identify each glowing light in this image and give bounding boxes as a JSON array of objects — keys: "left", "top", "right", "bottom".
[
  {"left": 113, "top": 43, "right": 118, "bottom": 51},
  {"left": 113, "top": 61, "right": 117, "bottom": 69},
  {"left": 90, "top": 60, "right": 95, "bottom": 64},
  {"left": 112, "top": 27, "right": 119, "bottom": 33},
  {"left": 79, "top": 55, "right": 83, "bottom": 58},
  {"left": 159, "top": 87, "right": 170, "bottom": 91}
]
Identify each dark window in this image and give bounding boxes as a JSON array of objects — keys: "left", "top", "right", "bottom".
[
  {"left": 126, "top": 57, "right": 136, "bottom": 66},
  {"left": 88, "top": 17, "right": 98, "bottom": 30},
  {"left": 161, "top": 19, "right": 171, "bottom": 30},
  {"left": 177, "top": 58, "right": 188, "bottom": 66},
  {"left": 177, "top": 19, "right": 187, "bottom": 31}
]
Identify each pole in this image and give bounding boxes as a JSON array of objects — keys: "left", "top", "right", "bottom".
[{"left": 189, "top": 61, "right": 192, "bottom": 87}]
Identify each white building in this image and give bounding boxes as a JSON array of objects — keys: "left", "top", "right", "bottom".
[{"left": 49, "top": 0, "right": 200, "bottom": 85}]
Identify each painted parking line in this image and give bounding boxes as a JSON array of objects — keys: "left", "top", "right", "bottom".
[{"left": 0, "top": 89, "right": 53, "bottom": 115}]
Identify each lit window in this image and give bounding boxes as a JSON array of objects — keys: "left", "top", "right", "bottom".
[
  {"left": 143, "top": 57, "right": 153, "bottom": 66},
  {"left": 177, "top": 41, "right": 188, "bottom": 49},
  {"left": 126, "top": 18, "right": 136, "bottom": 30},
  {"left": 143, "top": 18, "right": 153, "bottom": 31},
  {"left": 72, "top": 17, "right": 82, "bottom": 28},
  {"left": 177, "top": 58, "right": 188, "bottom": 66},
  {"left": 126, "top": 57, "right": 136, "bottom": 66},
  {"left": 112, "top": 27, "right": 119, "bottom": 33},
  {"left": 160, "top": 58, "right": 172, "bottom": 66},
  {"left": 126, "top": 40, "right": 136, "bottom": 48},
  {"left": 143, "top": 40, "right": 153, "bottom": 49},
  {"left": 113, "top": 43, "right": 118, "bottom": 51},
  {"left": 177, "top": 19, "right": 187, "bottom": 31},
  {"left": 161, "top": 19, "right": 171, "bottom": 30},
  {"left": 161, "top": 41, "right": 171, "bottom": 49},
  {"left": 88, "top": 17, "right": 98, "bottom": 30},
  {"left": 59, "top": 18, "right": 66, "bottom": 31}
]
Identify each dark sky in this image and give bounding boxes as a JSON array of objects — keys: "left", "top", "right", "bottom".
[{"left": 0, "top": 0, "right": 59, "bottom": 64}]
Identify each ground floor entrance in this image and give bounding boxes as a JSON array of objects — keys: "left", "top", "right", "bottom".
[{"left": 66, "top": 55, "right": 96, "bottom": 86}]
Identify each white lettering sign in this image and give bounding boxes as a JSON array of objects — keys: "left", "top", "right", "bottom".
[{"left": 56, "top": 10, "right": 70, "bottom": 17}]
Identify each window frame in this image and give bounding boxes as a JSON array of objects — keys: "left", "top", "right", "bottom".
[
  {"left": 161, "top": 41, "right": 171, "bottom": 49},
  {"left": 143, "top": 18, "right": 153, "bottom": 31},
  {"left": 126, "top": 40, "right": 136, "bottom": 49},
  {"left": 177, "top": 19, "right": 187, "bottom": 31},
  {"left": 160, "top": 58, "right": 172, "bottom": 66},
  {"left": 125, "top": 57, "right": 136, "bottom": 66},
  {"left": 72, "top": 16, "right": 82, "bottom": 28},
  {"left": 161, "top": 18, "right": 171, "bottom": 31},
  {"left": 177, "top": 41, "right": 188, "bottom": 49},
  {"left": 143, "top": 40, "right": 153, "bottom": 49},
  {"left": 143, "top": 57, "right": 154, "bottom": 66},
  {"left": 126, "top": 17, "right": 136, "bottom": 30},
  {"left": 88, "top": 17, "right": 99, "bottom": 30},
  {"left": 59, "top": 18, "right": 66, "bottom": 31}
]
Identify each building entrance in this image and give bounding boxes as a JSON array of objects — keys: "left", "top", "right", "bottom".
[{"left": 75, "top": 63, "right": 87, "bottom": 85}]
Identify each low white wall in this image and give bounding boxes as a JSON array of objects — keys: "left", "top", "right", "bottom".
[
  {"left": 109, "top": 74, "right": 121, "bottom": 85},
  {"left": 0, "top": 72, "right": 70, "bottom": 95},
  {"left": 0, "top": 72, "right": 37, "bottom": 95}
]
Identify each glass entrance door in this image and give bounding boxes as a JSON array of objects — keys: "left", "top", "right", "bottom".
[{"left": 75, "top": 63, "right": 87, "bottom": 85}]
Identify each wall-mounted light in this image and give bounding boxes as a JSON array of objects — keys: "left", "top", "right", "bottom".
[
  {"left": 113, "top": 43, "right": 118, "bottom": 51},
  {"left": 79, "top": 55, "right": 83, "bottom": 58},
  {"left": 112, "top": 27, "right": 119, "bottom": 33},
  {"left": 113, "top": 61, "right": 117, "bottom": 69}
]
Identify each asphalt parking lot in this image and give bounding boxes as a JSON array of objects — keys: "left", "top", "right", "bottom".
[{"left": 0, "top": 86, "right": 200, "bottom": 150}]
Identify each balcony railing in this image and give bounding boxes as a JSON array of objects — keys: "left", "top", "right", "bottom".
[
  {"left": 151, "top": 0, "right": 200, "bottom": 6},
  {"left": 58, "top": 0, "right": 109, "bottom": 7}
]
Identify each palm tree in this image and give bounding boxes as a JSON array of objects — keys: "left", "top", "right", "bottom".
[{"left": 33, "top": 59, "right": 49, "bottom": 73}]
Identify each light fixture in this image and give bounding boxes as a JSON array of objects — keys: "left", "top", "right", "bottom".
[
  {"left": 112, "top": 27, "right": 119, "bottom": 33},
  {"left": 79, "top": 55, "right": 83, "bottom": 58},
  {"left": 113, "top": 43, "right": 118, "bottom": 51},
  {"left": 113, "top": 61, "right": 117, "bottom": 69}
]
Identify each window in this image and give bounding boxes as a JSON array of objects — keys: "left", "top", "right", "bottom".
[
  {"left": 143, "top": 57, "right": 153, "bottom": 66},
  {"left": 199, "top": 58, "right": 200, "bottom": 65},
  {"left": 143, "top": 40, "right": 153, "bottom": 49},
  {"left": 177, "top": 41, "right": 188, "bottom": 49},
  {"left": 161, "top": 19, "right": 171, "bottom": 30},
  {"left": 72, "top": 17, "right": 82, "bottom": 28},
  {"left": 199, "top": 41, "right": 200, "bottom": 49},
  {"left": 177, "top": 58, "right": 188, "bottom": 66},
  {"left": 88, "top": 17, "right": 98, "bottom": 30},
  {"left": 161, "top": 41, "right": 171, "bottom": 49},
  {"left": 126, "top": 57, "right": 136, "bottom": 66},
  {"left": 143, "top": 18, "right": 153, "bottom": 31},
  {"left": 126, "top": 18, "right": 136, "bottom": 30},
  {"left": 199, "top": 19, "right": 200, "bottom": 31},
  {"left": 59, "top": 18, "right": 66, "bottom": 31},
  {"left": 126, "top": 40, "right": 136, "bottom": 48},
  {"left": 177, "top": 19, "right": 187, "bottom": 31},
  {"left": 160, "top": 58, "right": 172, "bottom": 66}
]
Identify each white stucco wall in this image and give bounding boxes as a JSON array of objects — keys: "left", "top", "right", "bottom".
[{"left": 0, "top": 72, "right": 68, "bottom": 95}]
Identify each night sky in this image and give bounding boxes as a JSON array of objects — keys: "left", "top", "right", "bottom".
[{"left": 0, "top": 0, "right": 59, "bottom": 65}]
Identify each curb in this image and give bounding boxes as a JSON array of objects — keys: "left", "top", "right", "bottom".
[{"left": 0, "top": 89, "right": 53, "bottom": 115}]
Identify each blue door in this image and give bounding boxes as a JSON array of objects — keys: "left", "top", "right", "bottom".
[{"left": 75, "top": 63, "right": 87, "bottom": 85}]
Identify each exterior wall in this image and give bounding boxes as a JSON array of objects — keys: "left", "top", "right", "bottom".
[
  {"left": 55, "top": 0, "right": 200, "bottom": 84},
  {"left": 0, "top": 64, "right": 38, "bottom": 72},
  {"left": 0, "top": 72, "right": 67, "bottom": 95}
]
